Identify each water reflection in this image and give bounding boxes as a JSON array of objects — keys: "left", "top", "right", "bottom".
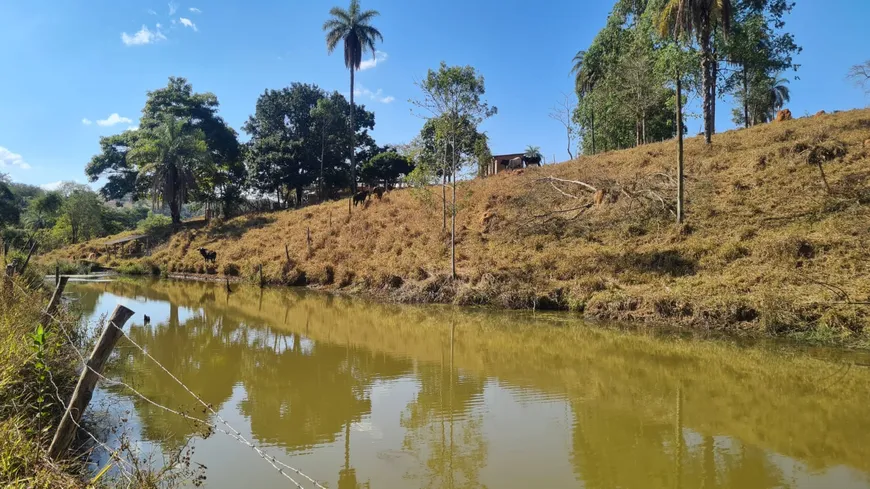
[{"left": 72, "top": 279, "right": 870, "bottom": 489}]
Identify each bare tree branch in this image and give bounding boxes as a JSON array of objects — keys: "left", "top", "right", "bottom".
[{"left": 549, "top": 92, "right": 578, "bottom": 160}]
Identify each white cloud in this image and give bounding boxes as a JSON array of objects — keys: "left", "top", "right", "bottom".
[
  {"left": 179, "top": 18, "right": 197, "bottom": 31},
  {"left": 127, "top": 125, "right": 139, "bottom": 131},
  {"left": 0, "top": 147, "right": 30, "bottom": 170},
  {"left": 97, "top": 113, "right": 133, "bottom": 127},
  {"left": 40, "top": 181, "right": 63, "bottom": 191},
  {"left": 168, "top": 1, "right": 178, "bottom": 15},
  {"left": 121, "top": 25, "right": 166, "bottom": 46},
  {"left": 359, "top": 51, "right": 388, "bottom": 71},
  {"left": 147, "top": 8, "right": 157, "bottom": 15},
  {"left": 354, "top": 85, "right": 395, "bottom": 104},
  {"left": 82, "top": 118, "right": 93, "bottom": 125},
  {"left": 189, "top": 7, "right": 201, "bottom": 13}
]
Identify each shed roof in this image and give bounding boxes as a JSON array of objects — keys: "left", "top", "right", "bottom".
[{"left": 104, "top": 234, "right": 148, "bottom": 246}]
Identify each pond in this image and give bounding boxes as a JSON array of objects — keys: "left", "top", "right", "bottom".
[{"left": 71, "top": 278, "right": 870, "bottom": 489}]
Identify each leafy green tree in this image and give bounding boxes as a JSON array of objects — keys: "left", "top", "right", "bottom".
[
  {"left": 473, "top": 133, "right": 493, "bottom": 177},
  {"left": 0, "top": 174, "right": 19, "bottom": 229},
  {"left": 572, "top": 1, "right": 683, "bottom": 154},
  {"left": 722, "top": 1, "right": 800, "bottom": 128},
  {"left": 86, "top": 77, "right": 243, "bottom": 219},
  {"left": 658, "top": 0, "right": 733, "bottom": 144},
  {"left": 731, "top": 73, "right": 790, "bottom": 125},
  {"left": 323, "top": 0, "right": 383, "bottom": 197},
  {"left": 54, "top": 188, "right": 104, "bottom": 244},
  {"left": 127, "top": 117, "right": 211, "bottom": 224},
  {"left": 412, "top": 62, "right": 497, "bottom": 279},
  {"left": 360, "top": 151, "right": 414, "bottom": 187}
]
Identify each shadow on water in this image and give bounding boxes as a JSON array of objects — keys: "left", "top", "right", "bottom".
[{"left": 70, "top": 278, "right": 870, "bottom": 489}]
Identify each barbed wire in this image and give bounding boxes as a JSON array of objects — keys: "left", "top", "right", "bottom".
[
  {"left": 15, "top": 280, "right": 327, "bottom": 488},
  {"left": 45, "top": 368, "right": 136, "bottom": 486}
]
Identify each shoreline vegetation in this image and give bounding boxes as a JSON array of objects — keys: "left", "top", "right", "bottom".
[{"left": 47, "top": 109, "right": 870, "bottom": 346}]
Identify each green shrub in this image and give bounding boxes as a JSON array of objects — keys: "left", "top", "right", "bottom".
[{"left": 137, "top": 212, "right": 173, "bottom": 239}]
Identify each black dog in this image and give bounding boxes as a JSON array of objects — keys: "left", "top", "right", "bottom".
[
  {"left": 198, "top": 247, "right": 217, "bottom": 263},
  {"left": 373, "top": 187, "right": 386, "bottom": 200}
]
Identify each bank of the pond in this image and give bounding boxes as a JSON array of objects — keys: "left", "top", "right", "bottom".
[
  {"left": 47, "top": 109, "right": 870, "bottom": 341},
  {"left": 0, "top": 277, "right": 90, "bottom": 487}
]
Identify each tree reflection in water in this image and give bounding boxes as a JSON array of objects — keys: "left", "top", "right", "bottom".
[{"left": 72, "top": 280, "right": 870, "bottom": 489}]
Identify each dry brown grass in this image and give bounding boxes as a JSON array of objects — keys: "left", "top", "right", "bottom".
[{"left": 49, "top": 109, "right": 870, "bottom": 338}]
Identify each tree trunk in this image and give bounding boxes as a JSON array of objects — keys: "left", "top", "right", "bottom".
[
  {"left": 349, "top": 68, "right": 357, "bottom": 196},
  {"left": 169, "top": 200, "right": 181, "bottom": 225},
  {"left": 676, "top": 74, "right": 685, "bottom": 224},
  {"left": 451, "top": 132, "right": 457, "bottom": 281},
  {"left": 320, "top": 128, "right": 326, "bottom": 201},
  {"left": 591, "top": 110, "right": 596, "bottom": 154},
  {"left": 168, "top": 166, "right": 181, "bottom": 224},
  {"left": 710, "top": 51, "right": 718, "bottom": 135},
  {"left": 743, "top": 66, "right": 750, "bottom": 128},
  {"left": 701, "top": 17, "right": 714, "bottom": 145},
  {"left": 566, "top": 125, "right": 574, "bottom": 160},
  {"left": 442, "top": 139, "right": 447, "bottom": 231}
]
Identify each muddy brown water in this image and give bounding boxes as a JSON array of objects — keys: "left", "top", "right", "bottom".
[{"left": 71, "top": 279, "right": 870, "bottom": 489}]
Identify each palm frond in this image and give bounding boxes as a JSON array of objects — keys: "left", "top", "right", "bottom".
[{"left": 356, "top": 9, "right": 380, "bottom": 25}]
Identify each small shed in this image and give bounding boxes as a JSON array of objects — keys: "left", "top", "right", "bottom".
[
  {"left": 103, "top": 234, "right": 150, "bottom": 255},
  {"left": 489, "top": 153, "right": 526, "bottom": 175}
]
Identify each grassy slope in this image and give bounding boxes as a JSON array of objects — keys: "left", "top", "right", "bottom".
[{"left": 52, "top": 109, "right": 870, "bottom": 338}]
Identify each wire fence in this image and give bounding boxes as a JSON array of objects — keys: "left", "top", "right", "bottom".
[{"left": 13, "top": 280, "right": 327, "bottom": 488}]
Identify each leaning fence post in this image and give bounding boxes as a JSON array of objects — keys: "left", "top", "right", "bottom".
[
  {"left": 48, "top": 304, "right": 135, "bottom": 460},
  {"left": 42, "top": 276, "right": 69, "bottom": 331},
  {"left": 19, "top": 241, "right": 38, "bottom": 275}
]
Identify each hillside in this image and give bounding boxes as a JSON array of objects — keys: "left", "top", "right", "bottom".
[{"left": 50, "top": 109, "right": 870, "bottom": 338}]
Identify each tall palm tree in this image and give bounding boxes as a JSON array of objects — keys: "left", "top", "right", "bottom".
[
  {"left": 523, "top": 145, "right": 543, "bottom": 165},
  {"left": 571, "top": 50, "right": 598, "bottom": 154},
  {"left": 659, "top": 0, "right": 732, "bottom": 144},
  {"left": 766, "top": 76, "right": 790, "bottom": 115},
  {"left": 323, "top": 0, "right": 383, "bottom": 197},
  {"left": 130, "top": 117, "right": 209, "bottom": 224}
]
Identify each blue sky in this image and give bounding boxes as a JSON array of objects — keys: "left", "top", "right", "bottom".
[{"left": 1, "top": 0, "right": 869, "bottom": 189}]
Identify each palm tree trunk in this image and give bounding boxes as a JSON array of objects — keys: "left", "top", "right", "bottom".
[
  {"left": 676, "top": 74, "right": 685, "bottom": 224},
  {"left": 349, "top": 67, "right": 357, "bottom": 197},
  {"left": 701, "top": 17, "right": 714, "bottom": 145},
  {"left": 168, "top": 166, "right": 181, "bottom": 224}
]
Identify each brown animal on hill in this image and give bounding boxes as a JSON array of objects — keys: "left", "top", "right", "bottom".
[
  {"left": 593, "top": 189, "right": 606, "bottom": 207},
  {"left": 776, "top": 109, "right": 793, "bottom": 122},
  {"left": 198, "top": 247, "right": 217, "bottom": 263},
  {"left": 373, "top": 187, "right": 386, "bottom": 200},
  {"left": 816, "top": 110, "right": 826, "bottom": 116},
  {"left": 353, "top": 190, "right": 369, "bottom": 206}
]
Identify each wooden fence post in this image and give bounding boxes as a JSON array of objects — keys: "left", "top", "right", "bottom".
[
  {"left": 258, "top": 264, "right": 264, "bottom": 288},
  {"left": 48, "top": 305, "right": 135, "bottom": 460},
  {"left": 306, "top": 227, "right": 312, "bottom": 255},
  {"left": 19, "top": 241, "right": 38, "bottom": 275},
  {"left": 55, "top": 265, "right": 60, "bottom": 287},
  {"left": 42, "top": 276, "right": 69, "bottom": 331},
  {"left": 285, "top": 244, "right": 291, "bottom": 263}
]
